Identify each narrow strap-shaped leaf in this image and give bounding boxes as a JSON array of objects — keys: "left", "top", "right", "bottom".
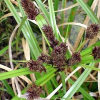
[
  {"left": 2, "top": 80, "right": 15, "bottom": 97},
  {"left": 54, "top": 0, "right": 59, "bottom": 16},
  {"left": 0, "top": 68, "right": 32, "bottom": 80},
  {"left": 35, "top": 0, "right": 50, "bottom": 24},
  {"left": 48, "top": 0, "right": 60, "bottom": 40},
  {"left": 60, "top": 72, "right": 66, "bottom": 94}
]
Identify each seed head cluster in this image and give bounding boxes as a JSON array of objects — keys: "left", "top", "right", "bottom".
[
  {"left": 27, "top": 60, "right": 46, "bottom": 73},
  {"left": 26, "top": 83, "right": 43, "bottom": 100},
  {"left": 20, "top": 2, "right": 100, "bottom": 99},
  {"left": 27, "top": 43, "right": 68, "bottom": 72},
  {"left": 26, "top": 22, "right": 83, "bottom": 72},
  {"left": 42, "top": 25, "right": 59, "bottom": 48},
  {"left": 86, "top": 24, "right": 100, "bottom": 39},
  {"left": 21, "top": 0, "right": 39, "bottom": 20},
  {"left": 37, "top": 53, "right": 52, "bottom": 64},
  {"left": 92, "top": 46, "right": 100, "bottom": 59},
  {"left": 67, "top": 52, "right": 81, "bottom": 66},
  {"left": 51, "top": 43, "right": 68, "bottom": 67}
]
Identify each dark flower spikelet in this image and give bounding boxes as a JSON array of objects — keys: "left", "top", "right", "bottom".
[
  {"left": 41, "top": 25, "right": 59, "bottom": 48},
  {"left": 51, "top": 43, "right": 67, "bottom": 67},
  {"left": 37, "top": 53, "right": 52, "bottom": 64},
  {"left": 92, "top": 46, "right": 100, "bottom": 59},
  {"left": 27, "top": 60, "right": 46, "bottom": 73},
  {"left": 26, "top": 83, "right": 43, "bottom": 100},
  {"left": 86, "top": 24, "right": 100, "bottom": 39},
  {"left": 21, "top": 0, "right": 39, "bottom": 20},
  {"left": 67, "top": 52, "right": 81, "bottom": 66}
]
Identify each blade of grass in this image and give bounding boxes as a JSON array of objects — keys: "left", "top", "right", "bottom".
[
  {"left": 42, "top": 72, "right": 54, "bottom": 94},
  {"left": 51, "top": 77, "right": 62, "bottom": 93},
  {"left": 35, "top": 69, "right": 56, "bottom": 86},
  {"left": 54, "top": 0, "right": 59, "bottom": 16},
  {"left": 16, "top": 16, "right": 27, "bottom": 52},
  {"left": 0, "top": 67, "right": 57, "bottom": 89},
  {"left": 45, "top": 78, "right": 55, "bottom": 93},
  {"left": 35, "top": 0, "right": 50, "bottom": 24},
  {"left": 81, "top": 41, "right": 100, "bottom": 56},
  {"left": 52, "top": 93, "right": 64, "bottom": 99},
  {"left": 2, "top": 80, "right": 15, "bottom": 97},
  {"left": 0, "top": 68, "right": 32, "bottom": 81},
  {"left": 48, "top": 0, "right": 60, "bottom": 40},
  {"left": 81, "top": 55, "right": 93, "bottom": 61},
  {"left": 79, "top": 64, "right": 100, "bottom": 71},
  {"left": 0, "top": 88, "right": 8, "bottom": 92},
  {"left": 87, "top": 0, "right": 94, "bottom": 7},
  {"left": 60, "top": 71, "right": 66, "bottom": 94},
  {"left": 17, "top": 16, "right": 27, "bottom": 37},
  {"left": 81, "top": 59, "right": 100, "bottom": 64}
]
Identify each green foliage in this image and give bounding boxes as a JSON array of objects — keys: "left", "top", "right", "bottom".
[{"left": 1, "top": 0, "right": 100, "bottom": 100}]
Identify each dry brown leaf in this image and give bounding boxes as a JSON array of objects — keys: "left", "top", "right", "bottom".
[
  {"left": 22, "top": 38, "right": 36, "bottom": 82},
  {"left": 22, "top": 38, "right": 30, "bottom": 60}
]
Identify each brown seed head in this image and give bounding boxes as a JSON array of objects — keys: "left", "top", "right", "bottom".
[
  {"left": 41, "top": 25, "right": 59, "bottom": 48},
  {"left": 27, "top": 60, "right": 46, "bottom": 73},
  {"left": 26, "top": 83, "right": 43, "bottom": 100},
  {"left": 37, "top": 53, "right": 52, "bottom": 64},
  {"left": 42, "top": 25, "right": 53, "bottom": 35},
  {"left": 59, "top": 43, "right": 68, "bottom": 54},
  {"left": 92, "top": 46, "right": 100, "bottom": 59},
  {"left": 50, "top": 39, "right": 59, "bottom": 48},
  {"left": 67, "top": 52, "right": 81, "bottom": 66},
  {"left": 51, "top": 43, "right": 67, "bottom": 67},
  {"left": 86, "top": 24, "right": 100, "bottom": 39},
  {"left": 21, "top": 0, "right": 39, "bottom": 20}
]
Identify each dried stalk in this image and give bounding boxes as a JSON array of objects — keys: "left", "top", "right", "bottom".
[{"left": 9, "top": 24, "right": 21, "bottom": 95}]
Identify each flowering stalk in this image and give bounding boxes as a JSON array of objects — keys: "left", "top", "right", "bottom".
[
  {"left": 42, "top": 25, "right": 59, "bottom": 48},
  {"left": 21, "top": 0, "right": 39, "bottom": 20}
]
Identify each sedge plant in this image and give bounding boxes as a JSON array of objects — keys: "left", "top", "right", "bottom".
[{"left": 0, "top": 0, "right": 100, "bottom": 100}]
